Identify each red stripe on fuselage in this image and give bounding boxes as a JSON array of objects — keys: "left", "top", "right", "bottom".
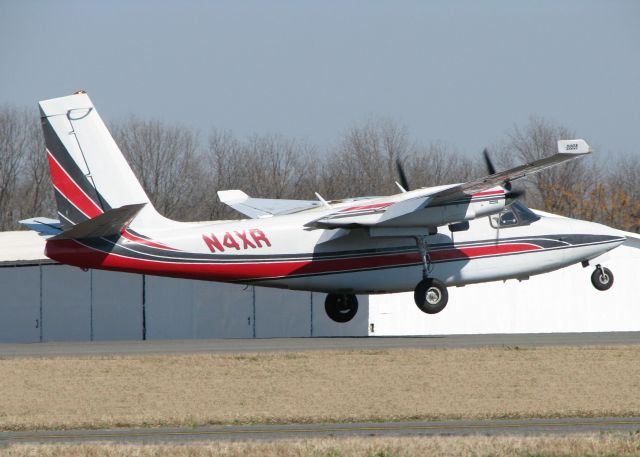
[
  {"left": 121, "top": 230, "right": 179, "bottom": 251},
  {"left": 47, "top": 150, "right": 103, "bottom": 218},
  {"left": 45, "top": 240, "right": 541, "bottom": 282}
]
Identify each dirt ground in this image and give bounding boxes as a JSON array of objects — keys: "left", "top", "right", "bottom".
[{"left": 1, "top": 345, "right": 639, "bottom": 431}]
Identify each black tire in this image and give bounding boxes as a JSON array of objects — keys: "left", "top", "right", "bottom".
[
  {"left": 325, "top": 293, "right": 358, "bottom": 323},
  {"left": 591, "top": 267, "right": 614, "bottom": 291},
  {"left": 414, "top": 278, "right": 448, "bottom": 314}
]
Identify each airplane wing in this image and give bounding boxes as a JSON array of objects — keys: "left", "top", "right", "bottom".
[
  {"left": 425, "top": 139, "right": 592, "bottom": 206},
  {"left": 218, "top": 190, "right": 322, "bottom": 218},
  {"left": 310, "top": 139, "right": 591, "bottom": 229}
]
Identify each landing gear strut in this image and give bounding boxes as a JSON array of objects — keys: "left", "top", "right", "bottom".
[
  {"left": 591, "top": 264, "right": 614, "bottom": 291},
  {"left": 413, "top": 235, "right": 449, "bottom": 314},
  {"left": 325, "top": 293, "right": 358, "bottom": 323}
]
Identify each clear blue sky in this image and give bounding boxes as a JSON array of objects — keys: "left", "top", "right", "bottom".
[{"left": 1, "top": 0, "right": 639, "bottom": 156}]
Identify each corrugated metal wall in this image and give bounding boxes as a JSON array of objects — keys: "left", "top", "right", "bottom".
[
  {"left": 1, "top": 241, "right": 637, "bottom": 342},
  {"left": 0, "top": 264, "right": 369, "bottom": 342}
]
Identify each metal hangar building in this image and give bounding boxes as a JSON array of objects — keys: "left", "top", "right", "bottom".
[{"left": 1, "top": 229, "right": 638, "bottom": 343}]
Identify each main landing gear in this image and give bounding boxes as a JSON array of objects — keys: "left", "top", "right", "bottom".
[
  {"left": 413, "top": 236, "right": 449, "bottom": 314},
  {"left": 591, "top": 264, "right": 614, "bottom": 291},
  {"left": 325, "top": 293, "right": 358, "bottom": 323},
  {"left": 414, "top": 278, "right": 449, "bottom": 314}
]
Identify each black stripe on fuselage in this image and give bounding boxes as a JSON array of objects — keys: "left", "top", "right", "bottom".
[
  {"left": 240, "top": 237, "right": 626, "bottom": 282},
  {"left": 68, "top": 234, "right": 624, "bottom": 266}
]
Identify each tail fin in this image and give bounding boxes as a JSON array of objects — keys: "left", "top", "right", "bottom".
[{"left": 39, "top": 91, "right": 167, "bottom": 230}]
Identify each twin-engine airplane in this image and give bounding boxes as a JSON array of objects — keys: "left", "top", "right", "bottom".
[{"left": 23, "top": 92, "right": 626, "bottom": 323}]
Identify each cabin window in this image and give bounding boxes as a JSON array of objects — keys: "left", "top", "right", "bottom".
[
  {"left": 490, "top": 210, "right": 518, "bottom": 228},
  {"left": 511, "top": 201, "right": 541, "bottom": 225},
  {"left": 489, "top": 201, "right": 540, "bottom": 229}
]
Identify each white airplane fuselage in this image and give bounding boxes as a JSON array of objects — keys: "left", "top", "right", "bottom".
[{"left": 45, "top": 202, "right": 625, "bottom": 295}]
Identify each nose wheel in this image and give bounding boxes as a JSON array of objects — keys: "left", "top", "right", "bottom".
[
  {"left": 591, "top": 265, "right": 614, "bottom": 291},
  {"left": 325, "top": 293, "right": 358, "bottom": 323},
  {"left": 414, "top": 278, "right": 448, "bottom": 314}
]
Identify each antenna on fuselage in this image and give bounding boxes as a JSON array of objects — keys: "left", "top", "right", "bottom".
[{"left": 315, "top": 192, "right": 331, "bottom": 208}]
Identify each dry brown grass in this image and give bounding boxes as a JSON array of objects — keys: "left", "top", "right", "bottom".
[
  {"left": 3, "top": 434, "right": 640, "bottom": 457},
  {"left": 1, "top": 346, "right": 640, "bottom": 431}
]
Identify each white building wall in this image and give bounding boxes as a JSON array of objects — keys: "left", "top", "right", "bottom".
[
  {"left": 189, "top": 280, "right": 253, "bottom": 339},
  {"left": 368, "top": 243, "right": 640, "bottom": 336},
  {"left": 0, "top": 231, "right": 637, "bottom": 342},
  {"left": 91, "top": 270, "right": 143, "bottom": 341},
  {"left": 145, "top": 276, "right": 255, "bottom": 339},
  {"left": 255, "top": 288, "right": 312, "bottom": 338},
  {"left": 41, "top": 265, "right": 91, "bottom": 342},
  {"left": 0, "top": 266, "right": 40, "bottom": 343},
  {"left": 311, "top": 292, "right": 369, "bottom": 337}
]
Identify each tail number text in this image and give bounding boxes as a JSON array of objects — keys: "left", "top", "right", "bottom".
[{"left": 202, "top": 229, "right": 271, "bottom": 252}]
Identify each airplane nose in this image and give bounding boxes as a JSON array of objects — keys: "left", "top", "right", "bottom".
[{"left": 573, "top": 219, "right": 627, "bottom": 248}]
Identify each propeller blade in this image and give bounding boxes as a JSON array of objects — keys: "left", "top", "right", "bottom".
[
  {"left": 396, "top": 159, "right": 410, "bottom": 192},
  {"left": 482, "top": 148, "right": 496, "bottom": 175},
  {"left": 482, "top": 148, "right": 511, "bottom": 190}
]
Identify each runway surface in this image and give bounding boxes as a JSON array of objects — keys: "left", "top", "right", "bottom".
[
  {"left": 1, "top": 331, "right": 639, "bottom": 357},
  {"left": 2, "top": 417, "right": 640, "bottom": 444}
]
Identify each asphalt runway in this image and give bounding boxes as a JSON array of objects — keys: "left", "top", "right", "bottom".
[
  {"left": 2, "top": 417, "right": 640, "bottom": 444},
  {"left": 1, "top": 331, "right": 639, "bottom": 358}
]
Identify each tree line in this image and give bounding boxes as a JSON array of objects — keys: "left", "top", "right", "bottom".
[{"left": 0, "top": 105, "right": 638, "bottom": 233}]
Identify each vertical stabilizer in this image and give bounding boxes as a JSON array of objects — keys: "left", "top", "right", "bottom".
[{"left": 39, "top": 92, "right": 169, "bottom": 230}]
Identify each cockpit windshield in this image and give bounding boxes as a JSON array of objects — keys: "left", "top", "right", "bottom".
[{"left": 489, "top": 201, "right": 540, "bottom": 228}]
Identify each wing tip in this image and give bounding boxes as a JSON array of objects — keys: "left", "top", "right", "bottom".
[{"left": 557, "top": 139, "right": 591, "bottom": 155}]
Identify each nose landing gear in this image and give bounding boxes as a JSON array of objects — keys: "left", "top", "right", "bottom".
[{"left": 591, "top": 264, "right": 614, "bottom": 291}]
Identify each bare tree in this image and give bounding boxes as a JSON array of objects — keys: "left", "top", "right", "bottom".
[
  {"left": 203, "top": 129, "right": 316, "bottom": 219},
  {"left": 112, "top": 117, "right": 203, "bottom": 221},
  {"left": 320, "top": 118, "right": 413, "bottom": 199},
  {"left": 0, "top": 106, "right": 53, "bottom": 230},
  {"left": 1, "top": 105, "right": 637, "bottom": 234},
  {"left": 506, "top": 116, "right": 597, "bottom": 217},
  {"left": 409, "top": 141, "right": 480, "bottom": 188},
  {"left": 19, "top": 112, "right": 52, "bottom": 220}
]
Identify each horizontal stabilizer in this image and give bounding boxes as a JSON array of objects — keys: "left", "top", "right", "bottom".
[
  {"left": 19, "top": 217, "right": 63, "bottom": 237},
  {"left": 49, "top": 203, "right": 146, "bottom": 240},
  {"left": 218, "top": 190, "right": 321, "bottom": 218}
]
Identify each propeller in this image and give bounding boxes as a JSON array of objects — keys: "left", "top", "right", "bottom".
[
  {"left": 482, "top": 148, "right": 524, "bottom": 199},
  {"left": 482, "top": 148, "right": 496, "bottom": 175},
  {"left": 395, "top": 158, "right": 410, "bottom": 192}
]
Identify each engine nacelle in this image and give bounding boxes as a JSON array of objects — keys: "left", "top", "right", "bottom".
[{"left": 373, "top": 198, "right": 507, "bottom": 228}]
